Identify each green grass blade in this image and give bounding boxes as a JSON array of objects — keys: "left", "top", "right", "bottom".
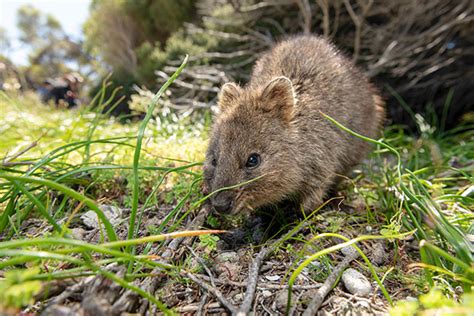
[{"left": 127, "top": 56, "right": 189, "bottom": 258}]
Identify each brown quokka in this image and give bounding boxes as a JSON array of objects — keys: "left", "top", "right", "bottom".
[{"left": 203, "top": 35, "right": 384, "bottom": 215}]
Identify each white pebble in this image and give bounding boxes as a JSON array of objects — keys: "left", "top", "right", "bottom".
[{"left": 342, "top": 268, "right": 372, "bottom": 297}]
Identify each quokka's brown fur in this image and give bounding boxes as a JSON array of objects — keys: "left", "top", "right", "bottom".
[{"left": 203, "top": 35, "right": 385, "bottom": 215}]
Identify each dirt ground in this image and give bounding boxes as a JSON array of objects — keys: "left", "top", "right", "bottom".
[{"left": 21, "top": 193, "right": 420, "bottom": 316}]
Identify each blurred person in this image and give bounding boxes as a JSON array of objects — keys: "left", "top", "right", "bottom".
[
  {"left": 43, "top": 73, "right": 83, "bottom": 108},
  {"left": 38, "top": 79, "right": 54, "bottom": 103}
]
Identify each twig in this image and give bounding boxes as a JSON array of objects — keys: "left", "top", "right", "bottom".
[
  {"left": 196, "top": 293, "right": 209, "bottom": 316},
  {"left": 185, "top": 272, "right": 238, "bottom": 314},
  {"left": 316, "top": 0, "right": 330, "bottom": 37},
  {"left": 302, "top": 249, "right": 360, "bottom": 316},
  {"left": 294, "top": 0, "right": 312, "bottom": 34},
  {"left": 1, "top": 161, "right": 36, "bottom": 167},
  {"left": 187, "top": 245, "right": 217, "bottom": 287},
  {"left": 237, "top": 247, "right": 270, "bottom": 315},
  {"left": 2, "top": 135, "right": 42, "bottom": 167},
  {"left": 176, "top": 301, "right": 223, "bottom": 313},
  {"left": 236, "top": 222, "right": 310, "bottom": 314},
  {"left": 44, "top": 278, "right": 87, "bottom": 306},
  {"left": 343, "top": 0, "right": 362, "bottom": 62},
  {"left": 198, "top": 274, "right": 322, "bottom": 290},
  {"left": 288, "top": 291, "right": 305, "bottom": 316}
]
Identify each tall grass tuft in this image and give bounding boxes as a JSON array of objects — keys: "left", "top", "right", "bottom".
[
  {"left": 321, "top": 113, "right": 473, "bottom": 291},
  {"left": 0, "top": 56, "right": 223, "bottom": 313}
]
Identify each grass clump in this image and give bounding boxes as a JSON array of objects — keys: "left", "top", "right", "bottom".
[
  {"left": 283, "top": 109, "right": 472, "bottom": 312},
  {"left": 390, "top": 288, "right": 474, "bottom": 316},
  {"left": 0, "top": 57, "right": 225, "bottom": 314}
]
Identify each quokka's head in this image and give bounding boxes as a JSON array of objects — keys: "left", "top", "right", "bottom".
[{"left": 203, "top": 76, "right": 303, "bottom": 214}]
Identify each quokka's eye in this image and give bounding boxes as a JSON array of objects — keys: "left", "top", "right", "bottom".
[
  {"left": 245, "top": 153, "right": 261, "bottom": 169},
  {"left": 211, "top": 158, "right": 217, "bottom": 167}
]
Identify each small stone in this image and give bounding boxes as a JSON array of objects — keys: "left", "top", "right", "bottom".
[
  {"left": 265, "top": 275, "right": 281, "bottom": 282},
  {"left": 371, "top": 241, "right": 387, "bottom": 265},
  {"left": 273, "top": 290, "right": 290, "bottom": 311},
  {"left": 81, "top": 205, "right": 123, "bottom": 229},
  {"left": 71, "top": 227, "right": 87, "bottom": 240},
  {"left": 300, "top": 289, "right": 319, "bottom": 306},
  {"left": 216, "top": 251, "right": 238, "bottom": 262},
  {"left": 234, "top": 293, "right": 244, "bottom": 301},
  {"left": 341, "top": 245, "right": 358, "bottom": 257},
  {"left": 261, "top": 290, "right": 273, "bottom": 298},
  {"left": 358, "top": 300, "right": 370, "bottom": 308},
  {"left": 342, "top": 268, "right": 372, "bottom": 297},
  {"left": 261, "top": 263, "right": 273, "bottom": 273},
  {"left": 214, "top": 251, "right": 240, "bottom": 280},
  {"left": 215, "top": 261, "right": 241, "bottom": 280}
]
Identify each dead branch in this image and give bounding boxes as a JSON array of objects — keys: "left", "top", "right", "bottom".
[
  {"left": 294, "top": 0, "right": 313, "bottom": 34},
  {"left": 176, "top": 301, "right": 223, "bottom": 313},
  {"left": 235, "top": 222, "right": 311, "bottom": 314},
  {"left": 237, "top": 246, "right": 271, "bottom": 315},
  {"left": 2, "top": 135, "right": 41, "bottom": 166},
  {"left": 185, "top": 272, "right": 239, "bottom": 314},
  {"left": 196, "top": 293, "right": 209, "bottom": 316},
  {"left": 198, "top": 274, "right": 322, "bottom": 290},
  {"left": 316, "top": 0, "right": 330, "bottom": 37},
  {"left": 343, "top": 0, "right": 361, "bottom": 61},
  {"left": 156, "top": 0, "right": 472, "bottom": 129}
]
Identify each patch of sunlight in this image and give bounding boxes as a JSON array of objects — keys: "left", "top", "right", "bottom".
[{"left": 0, "top": 93, "right": 207, "bottom": 166}]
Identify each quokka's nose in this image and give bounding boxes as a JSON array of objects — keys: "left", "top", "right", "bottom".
[{"left": 212, "top": 194, "right": 233, "bottom": 213}]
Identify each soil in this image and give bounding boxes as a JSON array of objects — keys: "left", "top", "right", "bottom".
[{"left": 16, "top": 191, "right": 420, "bottom": 315}]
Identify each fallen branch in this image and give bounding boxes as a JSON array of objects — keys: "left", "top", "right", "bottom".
[
  {"left": 185, "top": 272, "right": 238, "bottom": 314},
  {"left": 176, "top": 301, "right": 223, "bottom": 313},
  {"left": 236, "top": 222, "right": 310, "bottom": 314},
  {"left": 237, "top": 247, "right": 270, "bottom": 315}
]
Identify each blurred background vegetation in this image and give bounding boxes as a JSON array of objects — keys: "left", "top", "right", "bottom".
[{"left": 1, "top": 0, "right": 472, "bottom": 128}]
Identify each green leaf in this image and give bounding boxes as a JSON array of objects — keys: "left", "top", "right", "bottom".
[{"left": 0, "top": 268, "right": 42, "bottom": 308}]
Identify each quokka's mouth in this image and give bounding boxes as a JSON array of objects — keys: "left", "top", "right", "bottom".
[{"left": 229, "top": 199, "right": 255, "bottom": 215}]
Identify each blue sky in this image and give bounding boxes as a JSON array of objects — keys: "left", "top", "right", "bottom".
[{"left": 0, "top": 0, "right": 92, "bottom": 65}]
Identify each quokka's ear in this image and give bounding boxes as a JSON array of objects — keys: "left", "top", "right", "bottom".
[
  {"left": 218, "top": 82, "right": 241, "bottom": 112},
  {"left": 260, "top": 76, "right": 296, "bottom": 122}
]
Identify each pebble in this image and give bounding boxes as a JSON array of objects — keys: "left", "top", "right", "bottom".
[
  {"left": 342, "top": 268, "right": 372, "bottom": 297},
  {"left": 371, "top": 241, "right": 387, "bottom": 265},
  {"left": 71, "top": 227, "right": 87, "bottom": 240},
  {"left": 261, "top": 290, "right": 273, "bottom": 298},
  {"left": 341, "top": 245, "right": 358, "bottom": 257},
  {"left": 260, "top": 263, "right": 273, "bottom": 273},
  {"left": 216, "top": 251, "right": 238, "bottom": 262},
  {"left": 234, "top": 293, "right": 244, "bottom": 301},
  {"left": 273, "top": 290, "right": 291, "bottom": 311},
  {"left": 215, "top": 251, "right": 240, "bottom": 280},
  {"left": 265, "top": 275, "right": 281, "bottom": 282},
  {"left": 81, "top": 204, "right": 123, "bottom": 229}
]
